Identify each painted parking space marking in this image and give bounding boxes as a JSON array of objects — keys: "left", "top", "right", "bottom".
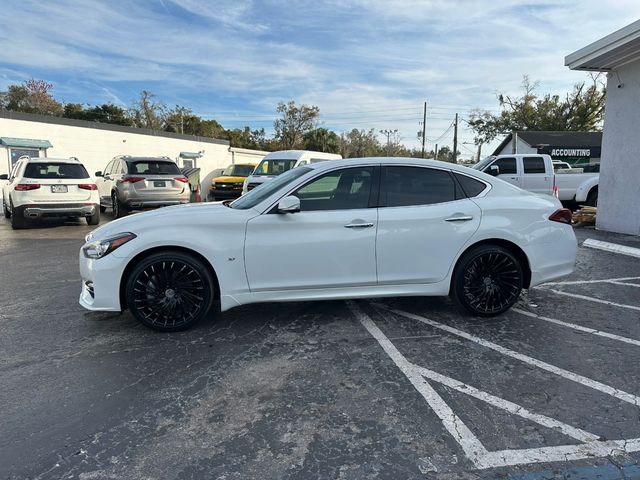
[
  {"left": 349, "top": 302, "right": 640, "bottom": 469},
  {"left": 607, "top": 280, "right": 640, "bottom": 288},
  {"left": 539, "top": 276, "right": 640, "bottom": 287},
  {"left": 512, "top": 308, "right": 640, "bottom": 347},
  {"left": 542, "top": 288, "right": 640, "bottom": 312},
  {"left": 376, "top": 305, "right": 640, "bottom": 406},
  {"left": 583, "top": 238, "right": 640, "bottom": 259}
]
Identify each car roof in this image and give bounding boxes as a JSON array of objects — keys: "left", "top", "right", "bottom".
[
  {"left": 23, "top": 157, "right": 81, "bottom": 164},
  {"left": 306, "top": 156, "right": 481, "bottom": 175},
  {"left": 120, "top": 156, "right": 175, "bottom": 163}
]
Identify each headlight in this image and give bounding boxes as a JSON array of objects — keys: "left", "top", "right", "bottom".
[
  {"left": 211, "top": 182, "right": 216, "bottom": 187},
  {"left": 83, "top": 232, "right": 137, "bottom": 259}
]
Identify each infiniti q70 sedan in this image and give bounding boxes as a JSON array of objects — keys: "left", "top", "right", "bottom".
[{"left": 79, "top": 157, "right": 577, "bottom": 332}]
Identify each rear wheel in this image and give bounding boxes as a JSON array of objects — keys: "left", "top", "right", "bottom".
[
  {"left": 9, "top": 200, "right": 26, "bottom": 230},
  {"left": 3, "top": 200, "right": 9, "bottom": 219},
  {"left": 450, "top": 245, "right": 523, "bottom": 317},
  {"left": 586, "top": 188, "right": 598, "bottom": 207},
  {"left": 125, "top": 251, "right": 215, "bottom": 332},
  {"left": 99, "top": 205, "right": 107, "bottom": 213},
  {"left": 87, "top": 210, "right": 100, "bottom": 225},
  {"left": 112, "top": 192, "right": 128, "bottom": 219}
]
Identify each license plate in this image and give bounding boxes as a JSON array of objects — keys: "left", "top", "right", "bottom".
[
  {"left": 51, "top": 185, "right": 68, "bottom": 193},
  {"left": 154, "top": 181, "right": 166, "bottom": 187}
]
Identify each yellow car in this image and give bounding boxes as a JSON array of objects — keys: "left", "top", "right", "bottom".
[{"left": 209, "top": 163, "right": 257, "bottom": 200}]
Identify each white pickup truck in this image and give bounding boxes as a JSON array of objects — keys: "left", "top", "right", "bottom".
[{"left": 471, "top": 154, "right": 600, "bottom": 206}]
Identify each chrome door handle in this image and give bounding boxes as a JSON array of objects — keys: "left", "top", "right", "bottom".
[
  {"left": 444, "top": 216, "right": 474, "bottom": 222},
  {"left": 344, "top": 222, "right": 374, "bottom": 228}
]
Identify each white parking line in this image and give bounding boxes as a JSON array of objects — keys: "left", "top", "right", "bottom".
[
  {"left": 583, "top": 238, "right": 640, "bottom": 259},
  {"left": 539, "top": 276, "right": 640, "bottom": 287},
  {"left": 543, "top": 288, "right": 640, "bottom": 312},
  {"left": 607, "top": 280, "right": 640, "bottom": 288},
  {"left": 512, "top": 308, "right": 640, "bottom": 347},
  {"left": 381, "top": 306, "right": 640, "bottom": 406},
  {"left": 349, "top": 302, "right": 640, "bottom": 469}
]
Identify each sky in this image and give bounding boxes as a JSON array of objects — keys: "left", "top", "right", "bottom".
[{"left": 1, "top": 0, "right": 639, "bottom": 158}]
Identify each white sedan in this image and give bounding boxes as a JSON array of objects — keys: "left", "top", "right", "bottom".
[{"left": 79, "top": 157, "right": 577, "bottom": 331}]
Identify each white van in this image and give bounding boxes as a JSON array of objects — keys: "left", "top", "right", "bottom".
[{"left": 242, "top": 150, "right": 342, "bottom": 194}]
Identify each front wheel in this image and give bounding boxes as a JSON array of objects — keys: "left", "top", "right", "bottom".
[
  {"left": 125, "top": 251, "right": 215, "bottom": 332},
  {"left": 450, "top": 245, "right": 523, "bottom": 317}
]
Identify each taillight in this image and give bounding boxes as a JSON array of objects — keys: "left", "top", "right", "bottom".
[
  {"left": 549, "top": 208, "right": 572, "bottom": 225},
  {"left": 118, "top": 176, "right": 145, "bottom": 184},
  {"left": 78, "top": 183, "right": 98, "bottom": 190},
  {"left": 15, "top": 183, "right": 40, "bottom": 191},
  {"left": 175, "top": 176, "right": 189, "bottom": 183}
]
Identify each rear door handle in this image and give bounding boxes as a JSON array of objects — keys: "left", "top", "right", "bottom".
[
  {"left": 344, "top": 222, "right": 374, "bottom": 229},
  {"left": 444, "top": 216, "right": 474, "bottom": 222}
]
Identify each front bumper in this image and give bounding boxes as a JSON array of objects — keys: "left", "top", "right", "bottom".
[
  {"left": 18, "top": 203, "right": 98, "bottom": 219},
  {"left": 209, "top": 188, "right": 242, "bottom": 200},
  {"left": 78, "top": 248, "right": 127, "bottom": 312}
]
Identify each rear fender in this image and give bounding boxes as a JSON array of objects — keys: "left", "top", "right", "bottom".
[{"left": 574, "top": 177, "right": 599, "bottom": 203}]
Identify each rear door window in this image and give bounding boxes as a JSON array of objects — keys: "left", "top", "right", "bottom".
[
  {"left": 24, "top": 163, "right": 90, "bottom": 179},
  {"left": 454, "top": 173, "right": 487, "bottom": 197},
  {"left": 523, "top": 156, "right": 546, "bottom": 174},
  {"left": 382, "top": 166, "right": 456, "bottom": 207}
]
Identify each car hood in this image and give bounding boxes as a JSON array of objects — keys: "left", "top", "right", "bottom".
[
  {"left": 86, "top": 203, "right": 242, "bottom": 242},
  {"left": 212, "top": 175, "right": 247, "bottom": 184}
]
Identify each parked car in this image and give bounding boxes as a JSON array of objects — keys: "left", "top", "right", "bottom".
[
  {"left": 242, "top": 150, "right": 341, "bottom": 194},
  {"left": 473, "top": 154, "right": 600, "bottom": 206},
  {"left": 209, "top": 163, "right": 256, "bottom": 200},
  {"left": 1, "top": 156, "right": 100, "bottom": 229},
  {"left": 95, "top": 156, "right": 190, "bottom": 218},
  {"left": 79, "top": 157, "right": 576, "bottom": 332}
]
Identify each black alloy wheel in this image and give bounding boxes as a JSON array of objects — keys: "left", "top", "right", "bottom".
[
  {"left": 451, "top": 245, "right": 523, "bottom": 316},
  {"left": 126, "top": 251, "right": 215, "bottom": 331},
  {"left": 112, "top": 192, "right": 127, "bottom": 219}
]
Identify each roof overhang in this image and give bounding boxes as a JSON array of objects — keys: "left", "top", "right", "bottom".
[
  {"left": 565, "top": 19, "right": 640, "bottom": 71},
  {"left": 0, "top": 137, "right": 52, "bottom": 149}
]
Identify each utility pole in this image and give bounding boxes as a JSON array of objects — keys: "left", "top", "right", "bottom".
[
  {"left": 434, "top": 143, "right": 438, "bottom": 160},
  {"left": 477, "top": 143, "right": 482, "bottom": 163},
  {"left": 452, "top": 113, "right": 458, "bottom": 164},
  {"left": 379, "top": 129, "right": 398, "bottom": 155},
  {"left": 421, "top": 101, "right": 427, "bottom": 158}
]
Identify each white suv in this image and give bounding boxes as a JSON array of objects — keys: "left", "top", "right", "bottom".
[{"left": 1, "top": 156, "right": 100, "bottom": 229}]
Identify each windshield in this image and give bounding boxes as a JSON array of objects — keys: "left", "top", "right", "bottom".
[
  {"left": 222, "top": 164, "right": 255, "bottom": 177},
  {"left": 24, "top": 162, "right": 90, "bottom": 179},
  {"left": 128, "top": 161, "right": 181, "bottom": 175},
  {"left": 471, "top": 156, "right": 495, "bottom": 171},
  {"left": 230, "top": 167, "right": 312, "bottom": 210},
  {"left": 253, "top": 159, "right": 297, "bottom": 176}
]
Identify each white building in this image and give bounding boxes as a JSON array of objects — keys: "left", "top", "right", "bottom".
[
  {"left": 0, "top": 110, "right": 267, "bottom": 181},
  {"left": 492, "top": 131, "right": 602, "bottom": 165},
  {"left": 566, "top": 20, "right": 640, "bottom": 236}
]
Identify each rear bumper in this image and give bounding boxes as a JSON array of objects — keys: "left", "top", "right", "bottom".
[
  {"left": 527, "top": 226, "right": 578, "bottom": 287},
  {"left": 18, "top": 203, "right": 98, "bottom": 219},
  {"left": 125, "top": 198, "right": 189, "bottom": 209}
]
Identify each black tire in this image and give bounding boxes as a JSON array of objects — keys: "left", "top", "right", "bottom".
[
  {"left": 586, "top": 189, "right": 598, "bottom": 207},
  {"left": 125, "top": 251, "right": 215, "bottom": 332},
  {"left": 3, "top": 200, "right": 9, "bottom": 219},
  {"left": 9, "top": 200, "right": 26, "bottom": 230},
  {"left": 87, "top": 210, "right": 100, "bottom": 225},
  {"left": 99, "top": 205, "right": 107, "bottom": 213},
  {"left": 112, "top": 192, "right": 128, "bottom": 219},
  {"left": 450, "top": 245, "right": 523, "bottom": 317}
]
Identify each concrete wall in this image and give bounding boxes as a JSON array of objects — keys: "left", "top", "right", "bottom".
[
  {"left": 597, "top": 61, "right": 640, "bottom": 235},
  {"left": 0, "top": 114, "right": 265, "bottom": 181}
]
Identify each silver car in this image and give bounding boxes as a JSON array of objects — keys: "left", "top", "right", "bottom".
[{"left": 95, "top": 156, "right": 190, "bottom": 218}]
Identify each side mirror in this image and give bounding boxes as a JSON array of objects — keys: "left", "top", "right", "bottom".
[
  {"left": 488, "top": 165, "right": 500, "bottom": 176},
  {"left": 277, "top": 195, "right": 300, "bottom": 213},
  {"left": 0, "top": 174, "right": 8, "bottom": 180},
  {"left": 95, "top": 171, "right": 103, "bottom": 177}
]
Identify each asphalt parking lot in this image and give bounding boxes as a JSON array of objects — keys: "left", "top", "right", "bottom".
[{"left": 1, "top": 214, "right": 640, "bottom": 480}]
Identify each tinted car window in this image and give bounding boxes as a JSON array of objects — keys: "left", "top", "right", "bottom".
[
  {"left": 492, "top": 157, "right": 517, "bottom": 175},
  {"left": 523, "top": 157, "right": 546, "bottom": 174},
  {"left": 454, "top": 173, "right": 486, "bottom": 197},
  {"left": 24, "top": 163, "right": 90, "bottom": 179},
  {"left": 383, "top": 166, "right": 455, "bottom": 207},
  {"left": 294, "top": 167, "right": 373, "bottom": 211},
  {"left": 128, "top": 161, "right": 180, "bottom": 175},
  {"left": 254, "top": 159, "right": 297, "bottom": 175}
]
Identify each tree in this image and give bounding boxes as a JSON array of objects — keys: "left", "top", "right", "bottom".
[
  {"left": 274, "top": 101, "right": 320, "bottom": 149},
  {"left": 469, "top": 74, "right": 606, "bottom": 144},
  {"left": 63, "top": 102, "right": 132, "bottom": 126},
  {"left": 165, "top": 106, "right": 225, "bottom": 138},
  {"left": 303, "top": 128, "right": 340, "bottom": 153},
  {"left": 338, "top": 129, "right": 382, "bottom": 158},
  {"left": 129, "top": 90, "right": 166, "bottom": 130},
  {"left": 2, "top": 79, "right": 63, "bottom": 116}
]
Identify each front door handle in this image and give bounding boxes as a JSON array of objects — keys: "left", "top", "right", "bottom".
[
  {"left": 344, "top": 222, "right": 374, "bottom": 229},
  {"left": 444, "top": 215, "right": 474, "bottom": 222}
]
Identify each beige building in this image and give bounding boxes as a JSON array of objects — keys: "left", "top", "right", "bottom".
[{"left": 0, "top": 110, "right": 267, "bottom": 182}]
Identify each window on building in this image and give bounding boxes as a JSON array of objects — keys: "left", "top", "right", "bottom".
[{"left": 10, "top": 148, "right": 41, "bottom": 168}]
